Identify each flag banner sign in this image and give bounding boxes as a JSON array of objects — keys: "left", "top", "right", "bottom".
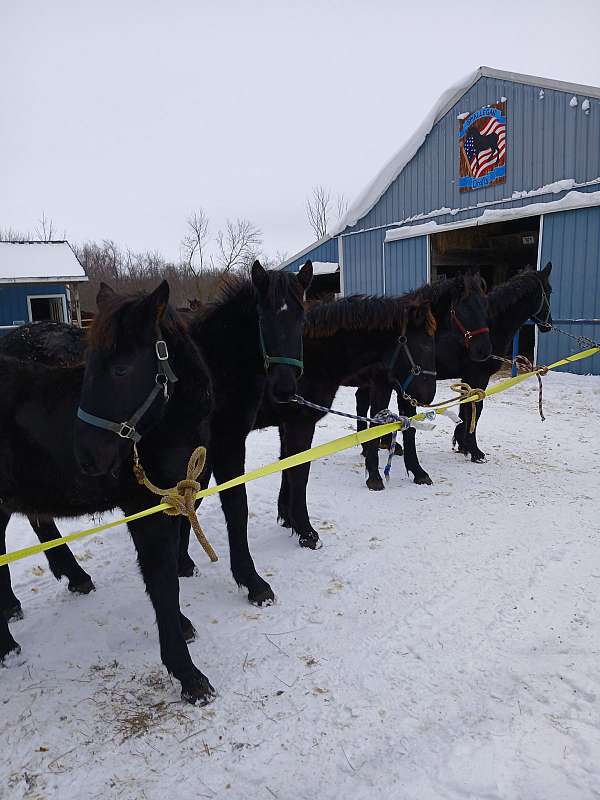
[{"left": 458, "top": 101, "right": 506, "bottom": 191}]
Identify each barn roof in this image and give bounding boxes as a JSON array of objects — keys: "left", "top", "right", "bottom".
[
  {"left": 331, "top": 66, "right": 600, "bottom": 236},
  {"left": 0, "top": 241, "right": 88, "bottom": 284}
]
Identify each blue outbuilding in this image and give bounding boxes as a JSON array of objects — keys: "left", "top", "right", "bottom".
[
  {"left": 0, "top": 241, "right": 88, "bottom": 333},
  {"left": 282, "top": 66, "right": 600, "bottom": 374}
]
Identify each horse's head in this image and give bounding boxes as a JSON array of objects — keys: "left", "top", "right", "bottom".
[
  {"left": 74, "top": 280, "right": 182, "bottom": 477},
  {"left": 252, "top": 259, "right": 313, "bottom": 404},
  {"left": 449, "top": 272, "right": 492, "bottom": 362},
  {"left": 531, "top": 262, "right": 553, "bottom": 332},
  {"left": 387, "top": 301, "right": 437, "bottom": 406}
]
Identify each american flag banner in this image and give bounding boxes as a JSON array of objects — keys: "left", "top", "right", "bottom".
[{"left": 458, "top": 101, "right": 507, "bottom": 192}]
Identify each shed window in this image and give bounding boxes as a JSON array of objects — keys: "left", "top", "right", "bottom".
[{"left": 27, "top": 295, "right": 67, "bottom": 323}]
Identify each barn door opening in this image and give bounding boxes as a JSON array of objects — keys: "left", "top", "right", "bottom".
[
  {"left": 28, "top": 295, "right": 67, "bottom": 323},
  {"left": 429, "top": 216, "right": 541, "bottom": 359}
]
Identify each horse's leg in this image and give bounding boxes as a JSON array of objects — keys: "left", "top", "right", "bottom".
[
  {"left": 454, "top": 373, "right": 490, "bottom": 463},
  {"left": 178, "top": 519, "right": 196, "bottom": 578},
  {"left": 28, "top": 516, "right": 95, "bottom": 595},
  {"left": 0, "top": 509, "right": 23, "bottom": 622},
  {"left": 277, "top": 424, "right": 292, "bottom": 528},
  {"left": 363, "top": 382, "right": 393, "bottom": 491},
  {"left": 355, "top": 386, "right": 370, "bottom": 456},
  {"left": 0, "top": 611, "right": 20, "bottom": 661},
  {"left": 281, "top": 420, "right": 322, "bottom": 549},
  {"left": 127, "top": 512, "right": 214, "bottom": 704},
  {"left": 397, "top": 395, "right": 432, "bottom": 485},
  {"left": 211, "top": 427, "right": 274, "bottom": 606}
]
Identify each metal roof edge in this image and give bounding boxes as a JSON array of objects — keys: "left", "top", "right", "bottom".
[{"left": 278, "top": 234, "right": 333, "bottom": 270}]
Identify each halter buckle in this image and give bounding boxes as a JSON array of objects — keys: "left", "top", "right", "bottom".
[
  {"left": 397, "top": 335, "right": 407, "bottom": 345},
  {"left": 155, "top": 340, "right": 169, "bottom": 361},
  {"left": 118, "top": 422, "right": 136, "bottom": 439},
  {"left": 411, "top": 365, "right": 422, "bottom": 376}
]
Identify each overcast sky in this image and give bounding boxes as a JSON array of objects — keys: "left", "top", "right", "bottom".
[{"left": 2, "top": 0, "right": 599, "bottom": 264}]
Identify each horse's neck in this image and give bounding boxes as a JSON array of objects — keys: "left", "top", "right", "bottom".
[
  {"left": 305, "top": 328, "right": 394, "bottom": 383},
  {"left": 490, "top": 284, "right": 539, "bottom": 352},
  {"left": 191, "top": 300, "right": 261, "bottom": 379}
]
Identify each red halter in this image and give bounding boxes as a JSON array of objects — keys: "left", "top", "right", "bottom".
[{"left": 451, "top": 308, "right": 490, "bottom": 347}]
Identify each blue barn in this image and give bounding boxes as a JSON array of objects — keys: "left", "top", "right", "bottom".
[
  {"left": 282, "top": 67, "right": 600, "bottom": 374},
  {"left": 0, "top": 241, "right": 88, "bottom": 333}
]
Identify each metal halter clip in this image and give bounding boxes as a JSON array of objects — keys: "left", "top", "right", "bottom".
[
  {"left": 118, "top": 422, "right": 136, "bottom": 439},
  {"left": 155, "top": 340, "right": 169, "bottom": 360}
]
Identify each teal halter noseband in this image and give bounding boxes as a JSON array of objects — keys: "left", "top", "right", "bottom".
[{"left": 258, "top": 315, "right": 304, "bottom": 376}]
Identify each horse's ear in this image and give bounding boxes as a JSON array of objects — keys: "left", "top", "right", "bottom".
[
  {"left": 297, "top": 260, "right": 313, "bottom": 291},
  {"left": 96, "top": 282, "right": 116, "bottom": 308},
  {"left": 541, "top": 261, "right": 552, "bottom": 277},
  {"left": 147, "top": 280, "right": 170, "bottom": 322},
  {"left": 251, "top": 260, "right": 269, "bottom": 295}
]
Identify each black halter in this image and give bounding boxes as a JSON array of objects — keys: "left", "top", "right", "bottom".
[
  {"left": 531, "top": 281, "right": 552, "bottom": 327},
  {"left": 77, "top": 338, "right": 178, "bottom": 443},
  {"left": 387, "top": 322, "right": 437, "bottom": 399}
]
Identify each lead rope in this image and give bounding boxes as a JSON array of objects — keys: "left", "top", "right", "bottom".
[
  {"left": 132, "top": 444, "right": 218, "bottom": 562},
  {"left": 490, "top": 354, "right": 548, "bottom": 421}
]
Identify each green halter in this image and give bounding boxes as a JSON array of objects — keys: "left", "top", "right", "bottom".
[{"left": 258, "top": 316, "right": 304, "bottom": 375}]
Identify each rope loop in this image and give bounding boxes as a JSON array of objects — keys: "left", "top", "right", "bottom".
[{"left": 132, "top": 445, "right": 218, "bottom": 562}]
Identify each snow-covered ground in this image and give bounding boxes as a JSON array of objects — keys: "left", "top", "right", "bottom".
[{"left": 2, "top": 373, "right": 600, "bottom": 800}]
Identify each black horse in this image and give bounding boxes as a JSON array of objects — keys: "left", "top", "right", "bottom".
[
  {"left": 355, "top": 272, "right": 492, "bottom": 488},
  {"left": 1, "top": 263, "right": 310, "bottom": 705},
  {"left": 0, "top": 281, "right": 214, "bottom": 703},
  {"left": 0, "top": 322, "right": 93, "bottom": 622},
  {"left": 453, "top": 263, "right": 553, "bottom": 462},
  {"left": 245, "top": 290, "right": 438, "bottom": 550},
  {"left": 466, "top": 123, "right": 500, "bottom": 171},
  {"left": 356, "top": 264, "right": 553, "bottom": 479}
]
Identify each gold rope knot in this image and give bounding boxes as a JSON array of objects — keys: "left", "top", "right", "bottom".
[
  {"left": 449, "top": 382, "right": 486, "bottom": 433},
  {"left": 133, "top": 445, "right": 218, "bottom": 562}
]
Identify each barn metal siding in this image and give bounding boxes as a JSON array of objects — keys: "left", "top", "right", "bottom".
[
  {"left": 341, "top": 228, "right": 386, "bottom": 296},
  {"left": 0, "top": 283, "right": 68, "bottom": 328},
  {"left": 537, "top": 207, "right": 600, "bottom": 375},
  {"left": 384, "top": 236, "right": 428, "bottom": 295},
  {"left": 282, "top": 237, "right": 338, "bottom": 273},
  {"left": 346, "top": 76, "right": 600, "bottom": 234}
]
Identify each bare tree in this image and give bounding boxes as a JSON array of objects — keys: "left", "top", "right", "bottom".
[
  {"left": 35, "top": 213, "right": 55, "bottom": 242},
  {"left": 336, "top": 193, "right": 349, "bottom": 222},
  {"left": 306, "top": 185, "right": 332, "bottom": 240},
  {"left": 215, "top": 218, "right": 262, "bottom": 272},
  {"left": 0, "top": 227, "right": 31, "bottom": 242},
  {"left": 181, "top": 209, "right": 211, "bottom": 273}
]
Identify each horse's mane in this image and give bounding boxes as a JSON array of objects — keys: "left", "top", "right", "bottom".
[
  {"left": 487, "top": 269, "right": 542, "bottom": 319},
  {"left": 304, "top": 291, "right": 436, "bottom": 339},
  {"left": 88, "top": 292, "right": 186, "bottom": 350},
  {"left": 198, "top": 271, "right": 303, "bottom": 323}
]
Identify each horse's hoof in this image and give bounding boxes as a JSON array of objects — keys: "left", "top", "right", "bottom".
[
  {"left": 68, "top": 577, "right": 95, "bottom": 595},
  {"left": 2, "top": 603, "right": 23, "bottom": 622},
  {"left": 299, "top": 533, "right": 322, "bottom": 550},
  {"left": 277, "top": 514, "right": 292, "bottom": 529},
  {"left": 413, "top": 474, "right": 433, "bottom": 486},
  {"left": 181, "top": 674, "right": 216, "bottom": 706},
  {"left": 366, "top": 476, "right": 385, "bottom": 491},
  {"left": 1, "top": 639, "right": 22, "bottom": 663},
  {"left": 248, "top": 585, "right": 275, "bottom": 607},
  {"left": 178, "top": 558, "right": 198, "bottom": 578},
  {"left": 471, "top": 454, "right": 487, "bottom": 463}
]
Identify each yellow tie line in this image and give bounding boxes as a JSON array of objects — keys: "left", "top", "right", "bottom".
[{"left": 1, "top": 345, "right": 598, "bottom": 568}]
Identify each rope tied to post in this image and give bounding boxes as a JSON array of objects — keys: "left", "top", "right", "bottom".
[{"left": 132, "top": 445, "right": 218, "bottom": 562}]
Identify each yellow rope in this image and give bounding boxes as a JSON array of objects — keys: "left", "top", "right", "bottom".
[
  {"left": 132, "top": 445, "right": 218, "bottom": 563},
  {"left": 1, "top": 344, "right": 598, "bottom": 568}
]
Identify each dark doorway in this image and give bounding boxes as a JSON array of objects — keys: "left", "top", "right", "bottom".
[{"left": 430, "top": 216, "right": 540, "bottom": 359}]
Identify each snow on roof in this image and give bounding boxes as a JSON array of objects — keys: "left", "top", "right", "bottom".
[
  {"left": 331, "top": 66, "right": 600, "bottom": 236},
  {"left": 0, "top": 241, "right": 87, "bottom": 284},
  {"left": 311, "top": 261, "right": 339, "bottom": 276},
  {"left": 385, "top": 188, "right": 600, "bottom": 242}
]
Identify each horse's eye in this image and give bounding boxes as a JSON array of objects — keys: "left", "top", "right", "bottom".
[{"left": 112, "top": 365, "right": 129, "bottom": 378}]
